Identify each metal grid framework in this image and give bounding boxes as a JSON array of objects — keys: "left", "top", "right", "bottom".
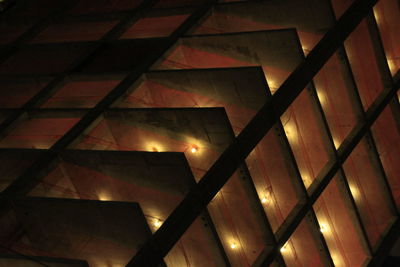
[{"left": 0, "top": 0, "right": 399, "bottom": 266}]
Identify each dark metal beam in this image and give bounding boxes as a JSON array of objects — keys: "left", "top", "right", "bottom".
[
  {"left": 126, "top": 0, "right": 380, "bottom": 266},
  {"left": 260, "top": 78, "right": 400, "bottom": 266},
  {"left": 0, "top": 0, "right": 80, "bottom": 64},
  {"left": 0, "top": 0, "right": 157, "bottom": 138},
  {"left": 368, "top": 218, "right": 400, "bottom": 266}
]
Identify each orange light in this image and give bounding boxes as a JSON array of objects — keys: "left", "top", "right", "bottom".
[
  {"left": 261, "top": 197, "right": 268, "bottom": 204},
  {"left": 190, "top": 146, "right": 198, "bottom": 153},
  {"left": 152, "top": 147, "right": 158, "bottom": 152},
  {"left": 230, "top": 243, "right": 237, "bottom": 249}
]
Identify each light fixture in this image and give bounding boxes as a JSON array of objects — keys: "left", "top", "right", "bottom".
[
  {"left": 280, "top": 246, "right": 287, "bottom": 253},
  {"left": 261, "top": 197, "right": 268, "bottom": 204},
  {"left": 153, "top": 219, "right": 162, "bottom": 228},
  {"left": 320, "top": 223, "right": 328, "bottom": 233},
  {"left": 230, "top": 243, "right": 237, "bottom": 249},
  {"left": 349, "top": 185, "right": 359, "bottom": 200},
  {"left": 190, "top": 146, "right": 198, "bottom": 153}
]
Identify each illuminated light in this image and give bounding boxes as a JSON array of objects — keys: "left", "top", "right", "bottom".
[
  {"left": 153, "top": 219, "right": 162, "bottom": 228},
  {"left": 302, "top": 46, "right": 310, "bottom": 55},
  {"left": 373, "top": 9, "right": 380, "bottom": 24},
  {"left": 282, "top": 116, "right": 299, "bottom": 146},
  {"left": 152, "top": 147, "right": 158, "bottom": 152},
  {"left": 301, "top": 173, "right": 312, "bottom": 188},
  {"left": 331, "top": 253, "right": 341, "bottom": 267},
  {"left": 316, "top": 89, "right": 326, "bottom": 106},
  {"left": 190, "top": 146, "right": 198, "bottom": 153},
  {"left": 230, "top": 243, "right": 237, "bottom": 249},
  {"left": 387, "top": 59, "right": 396, "bottom": 74},
  {"left": 261, "top": 195, "right": 269, "bottom": 204},
  {"left": 320, "top": 223, "right": 329, "bottom": 233},
  {"left": 98, "top": 191, "right": 111, "bottom": 201},
  {"left": 267, "top": 79, "right": 279, "bottom": 94},
  {"left": 349, "top": 185, "right": 359, "bottom": 200},
  {"left": 333, "top": 137, "right": 340, "bottom": 150},
  {"left": 280, "top": 245, "right": 287, "bottom": 253}
]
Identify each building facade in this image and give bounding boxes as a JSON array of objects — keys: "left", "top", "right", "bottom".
[{"left": 0, "top": 0, "right": 399, "bottom": 266}]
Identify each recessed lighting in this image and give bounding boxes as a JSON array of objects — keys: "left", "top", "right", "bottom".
[
  {"left": 153, "top": 219, "right": 162, "bottom": 228},
  {"left": 320, "top": 223, "right": 328, "bottom": 233}
]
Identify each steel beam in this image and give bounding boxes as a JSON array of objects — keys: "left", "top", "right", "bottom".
[{"left": 127, "top": 0, "right": 380, "bottom": 266}]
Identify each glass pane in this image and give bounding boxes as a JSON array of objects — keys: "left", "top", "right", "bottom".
[
  {"left": 0, "top": 77, "right": 50, "bottom": 108},
  {"left": 280, "top": 215, "right": 326, "bottom": 266},
  {"left": 0, "top": 149, "right": 43, "bottom": 192},
  {"left": 281, "top": 89, "right": 332, "bottom": 188},
  {"left": 343, "top": 137, "right": 396, "bottom": 246},
  {"left": 0, "top": 21, "right": 33, "bottom": 44},
  {"left": 314, "top": 51, "right": 361, "bottom": 149},
  {"left": 120, "top": 10, "right": 190, "bottom": 39},
  {"left": 76, "top": 39, "right": 168, "bottom": 73},
  {"left": 152, "top": 30, "right": 302, "bottom": 92},
  {"left": 0, "top": 111, "right": 82, "bottom": 149},
  {"left": 314, "top": 174, "right": 369, "bottom": 267},
  {"left": 0, "top": 43, "right": 91, "bottom": 75},
  {"left": 371, "top": 103, "right": 400, "bottom": 209},
  {"left": 6, "top": 0, "right": 70, "bottom": 19},
  {"left": 31, "top": 20, "right": 118, "bottom": 43},
  {"left": 68, "top": 0, "right": 142, "bottom": 15},
  {"left": 342, "top": 18, "right": 385, "bottom": 110},
  {"left": 191, "top": 0, "right": 334, "bottom": 52},
  {"left": 40, "top": 75, "right": 123, "bottom": 108},
  {"left": 373, "top": 0, "right": 400, "bottom": 76}
]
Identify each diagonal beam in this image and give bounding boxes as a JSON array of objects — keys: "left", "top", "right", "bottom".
[
  {"left": 0, "top": 0, "right": 218, "bottom": 199},
  {"left": 0, "top": 0, "right": 157, "bottom": 138},
  {"left": 258, "top": 76, "right": 400, "bottom": 266},
  {"left": 127, "top": 0, "right": 380, "bottom": 266}
]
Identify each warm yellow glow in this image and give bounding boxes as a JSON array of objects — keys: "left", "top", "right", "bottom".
[
  {"left": 146, "top": 141, "right": 165, "bottom": 152},
  {"left": 301, "top": 173, "right": 312, "bottom": 188},
  {"left": 280, "top": 245, "right": 287, "bottom": 253},
  {"left": 230, "top": 243, "right": 237, "bottom": 249},
  {"left": 373, "top": 9, "right": 380, "bottom": 24},
  {"left": 190, "top": 146, "right": 198, "bottom": 153},
  {"left": 302, "top": 46, "right": 310, "bottom": 55},
  {"left": 283, "top": 120, "right": 298, "bottom": 145},
  {"left": 320, "top": 223, "right": 329, "bottom": 233},
  {"left": 153, "top": 219, "right": 162, "bottom": 228},
  {"left": 261, "top": 197, "right": 268, "bottom": 204},
  {"left": 98, "top": 191, "right": 111, "bottom": 201},
  {"left": 349, "top": 184, "right": 360, "bottom": 200},
  {"left": 387, "top": 59, "right": 396, "bottom": 74},
  {"left": 331, "top": 253, "right": 342, "bottom": 267},
  {"left": 316, "top": 89, "right": 326, "bottom": 106},
  {"left": 267, "top": 78, "right": 278, "bottom": 94},
  {"left": 333, "top": 137, "right": 340, "bottom": 150}
]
